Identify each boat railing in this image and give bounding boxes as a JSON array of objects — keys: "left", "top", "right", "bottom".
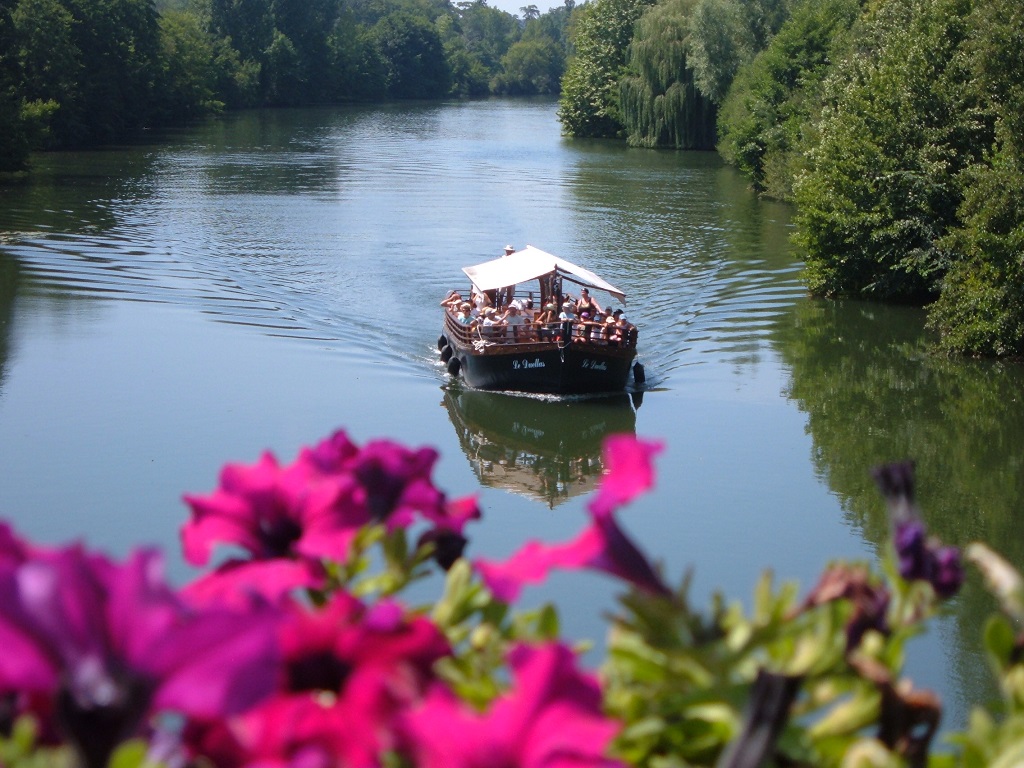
[{"left": 444, "top": 308, "right": 637, "bottom": 350}]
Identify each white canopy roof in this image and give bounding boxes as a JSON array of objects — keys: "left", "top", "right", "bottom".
[{"left": 461, "top": 245, "right": 626, "bottom": 304}]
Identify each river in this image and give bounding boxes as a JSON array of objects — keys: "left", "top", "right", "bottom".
[{"left": 2, "top": 97, "right": 1023, "bottom": 738}]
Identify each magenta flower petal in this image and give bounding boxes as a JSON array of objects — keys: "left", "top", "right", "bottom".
[
  {"left": 146, "top": 608, "right": 280, "bottom": 717},
  {"left": 475, "top": 513, "right": 668, "bottom": 603},
  {"left": 0, "top": 545, "right": 280, "bottom": 768},
  {"left": 0, "top": 522, "right": 32, "bottom": 566},
  {"left": 401, "top": 643, "right": 626, "bottom": 768},
  {"left": 475, "top": 528, "right": 603, "bottom": 603},
  {"left": 182, "top": 558, "right": 326, "bottom": 609},
  {"left": 588, "top": 435, "right": 664, "bottom": 518}
]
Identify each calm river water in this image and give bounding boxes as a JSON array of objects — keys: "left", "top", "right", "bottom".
[{"left": 2, "top": 97, "right": 1023, "bottom": 737}]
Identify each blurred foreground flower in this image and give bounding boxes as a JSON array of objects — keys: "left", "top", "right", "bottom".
[
  {"left": 186, "top": 591, "right": 449, "bottom": 768},
  {"left": 181, "top": 429, "right": 480, "bottom": 602},
  {"left": 0, "top": 543, "right": 278, "bottom": 768},
  {"left": 872, "top": 461, "right": 964, "bottom": 598},
  {"left": 400, "top": 642, "right": 627, "bottom": 768}
]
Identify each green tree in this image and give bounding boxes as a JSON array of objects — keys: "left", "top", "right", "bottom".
[
  {"left": 455, "top": 0, "right": 519, "bottom": 73},
  {"left": 11, "top": 0, "right": 79, "bottom": 145},
  {"left": 158, "top": 9, "right": 222, "bottom": 119},
  {"left": 619, "top": 0, "right": 716, "bottom": 149},
  {"left": 792, "top": 0, "right": 990, "bottom": 301},
  {"left": 38, "top": 0, "right": 166, "bottom": 146},
  {"left": 271, "top": 0, "right": 337, "bottom": 102},
  {"left": 926, "top": 0, "right": 1024, "bottom": 356},
  {"left": 686, "top": 0, "right": 788, "bottom": 105},
  {"left": 328, "top": 10, "right": 384, "bottom": 100},
  {"left": 0, "top": 0, "right": 32, "bottom": 172},
  {"left": 493, "top": 37, "right": 563, "bottom": 94},
  {"left": 369, "top": 11, "right": 450, "bottom": 98},
  {"left": 557, "top": 0, "right": 654, "bottom": 138},
  {"left": 716, "top": 0, "right": 861, "bottom": 199}
]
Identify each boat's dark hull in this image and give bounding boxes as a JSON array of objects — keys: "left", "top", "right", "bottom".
[{"left": 444, "top": 337, "right": 637, "bottom": 394}]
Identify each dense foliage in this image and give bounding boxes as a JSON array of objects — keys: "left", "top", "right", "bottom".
[
  {"left": 8, "top": 426, "right": 1024, "bottom": 767},
  {"left": 618, "top": 0, "right": 716, "bottom": 149},
  {"left": 0, "top": 0, "right": 577, "bottom": 173},
  {"left": 715, "top": 0, "right": 860, "bottom": 198},
  {"left": 712, "top": 0, "right": 1024, "bottom": 355},
  {"left": 557, "top": 0, "right": 1024, "bottom": 356},
  {"left": 792, "top": 0, "right": 988, "bottom": 302},
  {"left": 557, "top": 0, "right": 655, "bottom": 138}
]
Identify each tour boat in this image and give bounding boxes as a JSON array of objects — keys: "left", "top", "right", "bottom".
[{"left": 438, "top": 245, "right": 643, "bottom": 394}]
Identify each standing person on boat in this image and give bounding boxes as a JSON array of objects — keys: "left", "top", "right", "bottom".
[
  {"left": 497, "top": 244, "right": 516, "bottom": 308},
  {"left": 441, "top": 290, "right": 463, "bottom": 310},
  {"left": 575, "top": 287, "right": 602, "bottom": 317}
]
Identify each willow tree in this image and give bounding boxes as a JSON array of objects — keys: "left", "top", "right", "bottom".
[
  {"left": 619, "top": 0, "right": 716, "bottom": 149},
  {"left": 557, "top": 0, "right": 654, "bottom": 138}
]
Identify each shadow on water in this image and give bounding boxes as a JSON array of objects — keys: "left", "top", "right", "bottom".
[{"left": 441, "top": 387, "right": 638, "bottom": 509}]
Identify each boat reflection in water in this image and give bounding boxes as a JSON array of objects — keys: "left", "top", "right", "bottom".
[{"left": 442, "top": 388, "right": 640, "bottom": 508}]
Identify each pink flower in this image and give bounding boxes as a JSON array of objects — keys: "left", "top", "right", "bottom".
[
  {"left": 400, "top": 643, "right": 627, "bottom": 768},
  {"left": 588, "top": 435, "right": 664, "bottom": 518},
  {"left": 475, "top": 512, "right": 669, "bottom": 603},
  {"left": 181, "top": 449, "right": 359, "bottom": 567},
  {"left": 182, "top": 558, "right": 327, "bottom": 609},
  {"left": 187, "top": 592, "right": 450, "bottom": 768},
  {"left": 0, "top": 544, "right": 279, "bottom": 768},
  {"left": 181, "top": 431, "right": 480, "bottom": 582}
]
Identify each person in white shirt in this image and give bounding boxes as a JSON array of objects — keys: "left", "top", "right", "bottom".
[{"left": 501, "top": 304, "right": 528, "bottom": 341}]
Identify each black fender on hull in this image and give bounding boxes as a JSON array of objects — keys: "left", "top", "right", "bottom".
[{"left": 447, "top": 356, "right": 461, "bottom": 377}]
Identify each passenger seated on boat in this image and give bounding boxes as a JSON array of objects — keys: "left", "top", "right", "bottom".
[
  {"left": 589, "top": 313, "right": 609, "bottom": 345},
  {"left": 616, "top": 315, "right": 638, "bottom": 347},
  {"left": 573, "top": 312, "right": 591, "bottom": 343},
  {"left": 607, "top": 316, "right": 623, "bottom": 346},
  {"left": 535, "top": 302, "right": 557, "bottom": 339},
  {"left": 501, "top": 304, "right": 528, "bottom": 341},
  {"left": 480, "top": 307, "right": 505, "bottom": 340},
  {"left": 457, "top": 302, "right": 477, "bottom": 326},
  {"left": 441, "top": 290, "right": 463, "bottom": 310},
  {"left": 575, "top": 288, "right": 602, "bottom": 318},
  {"left": 472, "top": 289, "right": 492, "bottom": 314}
]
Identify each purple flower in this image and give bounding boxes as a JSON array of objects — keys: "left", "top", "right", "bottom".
[
  {"left": 872, "top": 461, "right": 964, "bottom": 599},
  {"left": 893, "top": 520, "right": 930, "bottom": 583},
  {"left": 0, "top": 544, "right": 279, "bottom": 768}
]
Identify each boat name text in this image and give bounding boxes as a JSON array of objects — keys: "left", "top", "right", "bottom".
[
  {"left": 513, "top": 358, "right": 547, "bottom": 370},
  {"left": 582, "top": 359, "right": 608, "bottom": 371}
]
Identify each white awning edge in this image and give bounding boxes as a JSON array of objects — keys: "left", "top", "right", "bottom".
[{"left": 461, "top": 245, "right": 626, "bottom": 304}]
